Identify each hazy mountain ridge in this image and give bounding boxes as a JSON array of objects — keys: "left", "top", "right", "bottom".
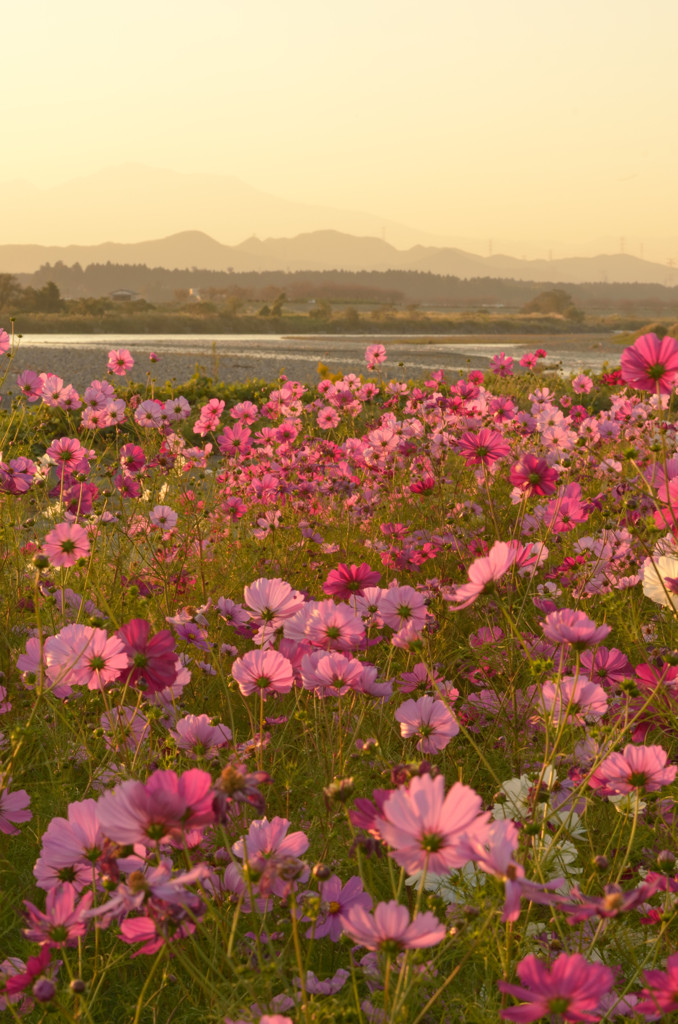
[{"left": 2, "top": 228, "right": 678, "bottom": 287}]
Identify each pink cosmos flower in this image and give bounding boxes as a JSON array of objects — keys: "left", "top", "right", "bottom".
[
  {"left": 323, "top": 563, "right": 381, "bottom": 600},
  {"left": 490, "top": 351, "right": 514, "bottom": 377},
  {"left": 541, "top": 609, "right": 611, "bottom": 651},
  {"left": 120, "top": 443, "right": 146, "bottom": 474},
  {"left": 229, "top": 815, "right": 309, "bottom": 899},
  {"left": 317, "top": 406, "right": 340, "bottom": 429},
  {"left": 217, "top": 423, "right": 252, "bottom": 456},
  {"left": 17, "top": 369, "right": 44, "bottom": 401},
  {"left": 42, "top": 522, "right": 91, "bottom": 568},
  {"left": 340, "top": 900, "right": 446, "bottom": 952},
  {"left": 107, "top": 348, "right": 134, "bottom": 375},
  {"left": 45, "top": 436, "right": 88, "bottom": 474},
  {"left": 231, "top": 649, "right": 294, "bottom": 698},
  {"left": 589, "top": 744, "right": 677, "bottom": 796},
  {"left": 0, "top": 786, "right": 32, "bottom": 835},
  {"left": 499, "top": 953, "right": 615, "bottom": 1022},
  {"left": 365, "top": 344, "right": 387, "bottom": 370},
  {"left": 579, "top": 647, "right": 632, "bottom": 687},
  {"left": 463, "top": 819, "right": 563, "bottom": 922},
  {"left": 394, "top": 695, "right": 459, "bottom": 753},
  {"left": 34, "top": 798, "right": 104, "bottom": 891},
  {"left": 116, "top": 619, "right": 179, "bottom": 693},
  {"left": 510, "top": 454, "right": 558, "bottom": 496},
  {"left": 541, "top": 676, "right": 608, "bottom": 725},
  {"left": 169, "top": 714, "right": 232, "bottom": 758},
  {"left": 571, "top": 374, "right": 593, "bottom": 394},
  {"left": 620, "top": 332, "right": 678, "bottom": 394},
  {"left": 230, "top": 400, "right": 258, "bottom": 424},
  {"left": 636, "top": 951, "right": 678, "bottom": 1017},
  {"left": 306, "top": 875, "right": 372, "bottom": 941},
  {"left": 23, "top": 883, "right": 93, "bottom": 947},
  {"left": 380, "top": 772, "right": 487, "bottom": 875},
  {"left": 96, "top": 768, "right": 216, "bottom": 845},
  {"left": 77, "top": 629, "right": 129, "bottom": 690},
  {"left": 457, "top": 427, "right": 511, "bottom": 466},
  {"left": 446, "top": 540, "right": 518, "bottom": 609},
  {"left": 0, "top": 456, "right": 37, "bottom": 495}
]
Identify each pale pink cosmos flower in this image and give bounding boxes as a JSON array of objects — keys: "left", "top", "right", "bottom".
[
  {"left": 231, "top": 649, "right": 294, "bottom": 698},
  {"left": 541, "top": 676, "right": 608, "bottom": 726},
  {"left": 227, "top": 815, "right": 309, "bottom": 900},
  {"left": 498, "top": 952, "right": 615, "bottom": 1022},
  {"left": 42, "top": 522, "right": 90, "bottom": 568},
  {"left": 395, "top": 695, "right": 459, "bottom": 753},
  {"left": 341, "top": 899, "right": 446, "bottom": 952},
  {"left": 96, "top": 768, "right": 215, "bottom": 845},
  {"left": 230, "top": 400, "right": 258, "bottom": 424},
  {"left": 23, "top": 882, "right": 93, "bottom": 947},
  {"left": 589, "top": 743, "right": 677, "bottom": 796},
  {"left": 303, "top": 600, "right": 365, "bottom": 651},
  {"left": 541, "top": 609, "right": 611, "bottom": 651},
  {"left": 380, "top": 772, "right": 488, "bottom": 875},
  {"left": 169, "top": 714, "right": 232, "bottom": 758},
  {"left": 317, "top": 406, "right": 340, "bottom": 429},
  {"left": 107, "top": 348, "right": 134, "bottom": 375},
  {"left": 446, "top": 540, "right": 518, "bottom": 609},
  {"left": 150, "top": 505, "right": 178, "bottom": 530},
  {"left": 300, "top": 650, "right": 369, "bottom": 695},
  {"left": 243, "top": 578, "right": 306, "bottom": 628},
  {"left": 0, "top": 786, "right": 32, "bottom": 835},
  {"left": 380, "top": 585, "right": 428, "bottom": 632}
]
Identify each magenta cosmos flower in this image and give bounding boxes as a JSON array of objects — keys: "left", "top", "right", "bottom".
[
  {"left": 394, "top": 695, "right": 459, "bottom": 753},
  {"left": 42, "top": 522, "right": 91, "bottom": 568},
  {"left": 458, "top": 427, "right": 511, "bottom": 466},
  {"left": 23, "top": 882, "right": 93, "bottom": 947},
  {"left": 541, "top": 609, "right": 611, "bottom": 651},
  {"left": 96, "top": 768, "right": 215, "bottom": 845},
  {"left": 341, "top": 899, "right": 445, "bottom": 952},
  {"left": 636, "top": 951, "right": 678, "bottom": 1017},
  {"left": 307, "top": 874, "right": 372, "bottom": 941},
  {"left": 116, "top": 619, "right": 179, "bottom": 693},
  {"left": 231, "top": 649, "right": 294, "bottom": 698},
  {"left": 620, "top": 332, "right": 678, "bottom": 394},
  {"left": 380, "top": 772, "right": 487, "bottom": 874},
  {"left": 323, "top": 563, "right": 381, "bottom": 600},
  {"left": 510, "top": 454, "right": 558, "bottom": 496},
  {"left": 589, "top": 743, "right": 677, "bottom": 796},
  {"left": 499, "top": 953, "right": 615, "bottom": 1022}
]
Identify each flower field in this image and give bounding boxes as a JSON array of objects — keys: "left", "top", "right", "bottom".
[{"left": 1, "top": 330, "right": 678, "bottom": 1023}]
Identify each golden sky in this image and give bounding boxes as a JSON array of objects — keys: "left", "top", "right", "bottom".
[{"left": 4, "top": 0, "right": 678, "bottom": 257}]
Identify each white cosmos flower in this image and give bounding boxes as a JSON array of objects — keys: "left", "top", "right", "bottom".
[{"left": 642, "top": 555, "right": 678, "bottom": 612}]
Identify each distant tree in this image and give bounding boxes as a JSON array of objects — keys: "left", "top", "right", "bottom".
[
  {"left": 0, "top": 273, "right": 22, "bottom": 312},
  {"left": 258, "top": 304, "right": 271, "bottom": 317},
  {"left": 309, "top": 300, "right": 332, "bottom": 320},
  {"left": 521, "top": 289, "right": 577, "bottom": 315},
  {"left": 270, "top": 292, "right": 287, "bottom": 317}
]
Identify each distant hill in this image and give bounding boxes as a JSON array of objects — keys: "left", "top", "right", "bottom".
[{"left": 2, "top": 228, "right": 678, "bottom": 287}]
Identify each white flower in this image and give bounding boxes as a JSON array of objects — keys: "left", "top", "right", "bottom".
[{"left": 641, "top": 555, "right": 678, "bottom": 612}]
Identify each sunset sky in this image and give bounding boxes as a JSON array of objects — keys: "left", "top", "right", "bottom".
[{"left": 4, "top": 0, "right": 678, "bottom": 257}]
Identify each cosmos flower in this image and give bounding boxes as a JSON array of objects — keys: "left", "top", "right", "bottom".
[
  {"left": 498, "top": 953, "right": 615, "bottom": 1022},
  {"left": 620, "top": 332, "right": 678, "bottom": 394},
  {"left": 340, "top": 900, "right": 446, "bottom": 952}
]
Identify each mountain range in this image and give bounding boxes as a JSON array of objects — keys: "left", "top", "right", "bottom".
[{"left": 2, "top": 229, "right": 678, "bottom": 287}]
